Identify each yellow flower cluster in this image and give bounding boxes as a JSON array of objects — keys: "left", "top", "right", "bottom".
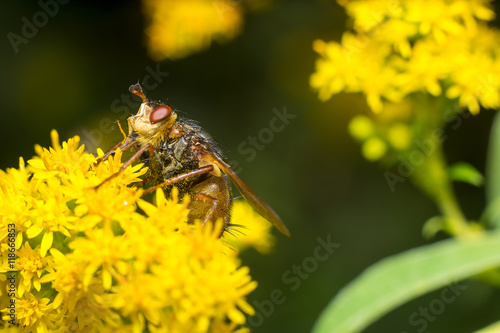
[
  {"left": 0, "top": 130, "right": 269, "bottom": 333},
  {"left": 143, "top": 0, "right": 243, "bottom": 60},
  {"left": 227, "top": 200, "right": 276, "bottom": 254},
  {"left": 311, "top": 0, "right": 500, "bottom": 114}
]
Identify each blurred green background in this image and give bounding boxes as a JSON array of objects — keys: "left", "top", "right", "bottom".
[{"left": 1, "top": 1, "right": 500, "bottom": 332}]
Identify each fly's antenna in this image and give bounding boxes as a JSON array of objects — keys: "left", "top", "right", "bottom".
[{"left": 129, "top": 82, "right": 149, "bottom": 103}]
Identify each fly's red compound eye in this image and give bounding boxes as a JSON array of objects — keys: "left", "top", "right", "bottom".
[{"left": 150, "top": 105, "right": 172, "bottom": 124}]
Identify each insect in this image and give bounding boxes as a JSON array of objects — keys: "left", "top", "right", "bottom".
[{"left": 96, "top": 83, "right": 290, "bottom": 237}]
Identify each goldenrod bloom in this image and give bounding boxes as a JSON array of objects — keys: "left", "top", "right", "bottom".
[
  {"left": 311, "top": 0, "right": 500, "bottom": 114},
  {"left": 0, "top": 130, "right": 271, "bottom": 332},
  {"left": 226, "top": 200, "right": 276, "bottom": 254},
  {"left": 143, "top": 0, "right": 243, "bottom": 60},
  {"left": 1, "top": 292, "right": 58, "bottom": 333}
]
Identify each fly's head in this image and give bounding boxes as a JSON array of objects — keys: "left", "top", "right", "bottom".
[{"left": 128, "top": 83, "right": 177, "bottom": 147}]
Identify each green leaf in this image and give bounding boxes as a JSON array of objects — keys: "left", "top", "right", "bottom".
[
  {"left": 449, "top": 162, "right": 483, "bottom": 187},
  {"left": 312, "top": 231, "right": 500, "bottom": 333},
  {"left": 486, "top": 112, "right": 500, "bottom": 228},
  {"left": 422, "top": 216, "right": 445, "bottom": 239}
]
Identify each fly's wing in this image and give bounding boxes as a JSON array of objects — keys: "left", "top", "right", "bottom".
[{"left": 209, "top": 155, "right": 291, "bottom": 237}]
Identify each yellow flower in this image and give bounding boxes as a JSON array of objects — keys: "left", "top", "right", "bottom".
[
  {"left": 143, "top": 0, "right": 243, "bottom": 60},
  {"left": 445, "top": 25, "right": 500, "bottom": 114},
  {"left": 0, "top": 158, "right": 34, "bottom": 252},
  {"left": 106, "top": 220, "right": 257, "bottom": 333},
  {"left": 405, "top": 0, "right": 466, "bottom": 42},
  {"left": 311, "top": 0, "right": 500, "bottom": 114},
  {"left": 310, "top": 34, "right": 403, "bottom": 113},
  {"left": 310, "top": 40, "right": 351, "bottom": 101},
  {"left": 1, "top": 292, "right": 58, "bottom": 333},
  {"left": 59, "top": 287, "right": 118, "bottom": 333},
  {"left": 375, "top": 19, "right": 417, "bottom": 58},
  {"left": 12, "top": 242, "right": 53, "bottom": 296},
  {"left": 70, "top": 228, "right": 132, "bottom": 290},
  {"left": 226, "top": 200, "right": 276, "bottom": 254},
  {"left": 0, "top": 130, "right": 268, "bottom": 332},
  {"left": 342, "top": 0, "right": 402, "bottom": 32},
  {"left": 395, "top": 38, "right": 447, "bottom": 97}
]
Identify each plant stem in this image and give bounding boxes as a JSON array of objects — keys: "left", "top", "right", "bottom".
[
  {"left": 413, "top": 142, "right": 470, "bottom": 236},
  {"left": 436, "top": 181, "right": 469, "bottom": 236},
  {"left": 409, "top": 95, "right": 471, "bottom": 236}
]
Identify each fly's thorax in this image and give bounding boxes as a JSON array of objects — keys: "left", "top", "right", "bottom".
[{"left": 159, "top": 134, "right": 198, "bottom": 178}]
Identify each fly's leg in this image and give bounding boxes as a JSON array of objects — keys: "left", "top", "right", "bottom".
[
  {"left": 190, "top": 193, "right": 218, "bottom": 226},
  {"left": 94, "top": 143, "right": 154, "bottom": 190},
  {"left": 95, "top": 143, "right": 214, "bottom": 193},
  {"left": 95, "top": 140, "right": 126, "bottom": 165},
  {"left": 185, "top": 175, "right": 231, "bottom": 236},
  {"left": 133, "top": 175, "right": 154, "bottom": 188},
  {"left": 142, "top": 165, "right": 214, "bottom": 195},
  {"left": 95, "top": 137, "right": 136, "bottom": 165}
]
